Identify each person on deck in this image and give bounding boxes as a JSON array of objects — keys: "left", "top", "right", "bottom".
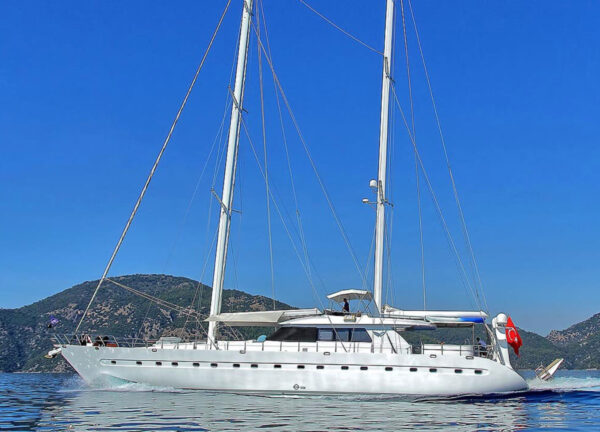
[
  {"left": 476, "top": 337, "right": 487, "bottom": 356},
  {"left": 342, "top": 298, "right": 350, "bottom": 314}
]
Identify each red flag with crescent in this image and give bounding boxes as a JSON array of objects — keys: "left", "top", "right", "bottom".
[{"left": 505, "top": 316, "right": 523, "bottom": 356}]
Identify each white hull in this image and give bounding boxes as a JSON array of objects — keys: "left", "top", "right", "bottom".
[{"left": 61, "top": 344, "right": 527, "bottom": 396}]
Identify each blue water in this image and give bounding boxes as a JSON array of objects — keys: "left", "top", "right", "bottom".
[{"left": 1, "top": 371, "right": 599, "bottom": 431}]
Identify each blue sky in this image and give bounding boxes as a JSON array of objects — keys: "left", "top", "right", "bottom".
[{"left": 1, "top": 1, "right": 599, "bottom": 335}]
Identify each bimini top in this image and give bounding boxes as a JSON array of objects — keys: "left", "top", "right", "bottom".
[{"left": 327, "top": 289, "right": 372, "bottom": 303}]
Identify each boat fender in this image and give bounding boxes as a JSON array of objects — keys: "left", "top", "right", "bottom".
[{"left": 45, "top": 347, "right": 62, "bottom": 359}]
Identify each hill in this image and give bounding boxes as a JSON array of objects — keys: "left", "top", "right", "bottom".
[
  {"left": 547, "top": 313, "right": 600, "bottom": 369},
  {"left": 0, "top": 274, "right": 292, "bottom": 372}
]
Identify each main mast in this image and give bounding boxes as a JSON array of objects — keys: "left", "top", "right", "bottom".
[
  {"left": 373, "top": 0, "right": 395, "bottom": 313},
  {"left": 208, "top": 0, "right": 253, "bottom": 344}
]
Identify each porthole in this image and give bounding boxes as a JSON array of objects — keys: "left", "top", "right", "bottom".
[
  {"left": 233, "top": 363, "right": 241, "bottom": 368},
  {"left": 136, "top": 361, "right": 142, "bottom": 365},
  {"left": 193, "top": 362, "right": 200, "bottom": 367},
  {"left": 155, "top": 361, "right": 162, "bottom": 366},
  {"left": 210, "top": 363, "right": 218, "bottom": 368},
  {"left": 251, "top": 364, "right": 258, "bottom": 368},
  {"left": 110, "top": 360, "right": 116, "bottom": 365},
  {"left": 360, "top": 366, "right": 368, "bottom": 371},
  {"left": 410, "top": 367, "right": 418, "bottom": 372},
  {"left": 429, "top": 368, "right": 437, "bottom": 373},
  {"left": 172, "top": 362, "right": 179, "bottom": 367},
  {"left": 316, "top": 365, "right": 324, "bottom": 370},
  {"left": 274, "top": 364, "right": 282, "bottom": 369},
  {"left": 385, "top": 367, "right": 393, "bottom": 371},
  {"left": 297, "top": 365, "right": 305, "bottom": 369},
  {"left": 341, "top": 366, "right": 349, "bottom": 370},
  {"left": 455, "top": 369, "right": 463, "bottom": 374},
  {"left": 475, "top": 369, "right": 483, "bottom": 375}
]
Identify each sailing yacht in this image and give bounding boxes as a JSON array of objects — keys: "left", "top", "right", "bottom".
[{"left": 52, "top": 0, "right": 528, "bottom": 395}]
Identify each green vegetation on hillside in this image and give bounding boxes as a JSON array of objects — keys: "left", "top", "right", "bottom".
[{"left": 0, "top": 274, "right": 291, "bottom": 372}]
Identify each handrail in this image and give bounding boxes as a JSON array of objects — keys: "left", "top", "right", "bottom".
[{"left": 53, "top": 334, "right": 411, "bottom": 355}]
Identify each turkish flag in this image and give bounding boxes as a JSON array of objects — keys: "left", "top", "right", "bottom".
[{"left": 505, "top": 316, "right": 523, "bottom": 356}]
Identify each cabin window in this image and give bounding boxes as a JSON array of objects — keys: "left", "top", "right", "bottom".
[
  {"left": 251, "top": 364, "right": 258, "bottom": 368},
  {"left": 410, "top": 367, "right": 418, "bottom": 372},
  {"left": 233, "top": 363, "right": 240, "bottom": 368},
  {"left": 317, "top": 328, "right": 372, "bottom": 343},
  {"left": 350, "top": 329, "right": 372, "bottom": 343},
  {"left": 334, "top": 329, "right": 351, "bottom": 342},
  {"left": 210, "top": 363, "right": 217, "bottom": 368},
  {"left": 155, "top": 361, "right": 162, "bottom": 366},
  {"left": 360, "top": 366, "right": 368, "bottom": 371},
  {"left": 455, "top": 369, "right": 463, "bottom": 374},
  {"left": 475, "top": 370, "right": 483, "bottom": 375},
  {"left": 318, "top": 328, "right": 334, "bottom": 341},
  {"left": 193, "top": 362, "right": 200, "bottom": 367},
  {"left": 317, "top": 365, "right": 325, "bottom": 370},
  {"left": 385, "top": 367, "right": 393, "bottom": 371},
  {"left": 341, "top": 366, "right": 349, "bottom": 370},
  {"left": 267, "top": 327, "right": 318, "bottom": 342},
  {"left": 136, "top": 361, "right": 142, "bottom": 365},
  {"left": 274, "top": 364, "right": 282, "bottom": 369},
  {"left": 172, "top": 362, "right": 179, "bottom": 366},
  {"left": 297, "top": 365, "right": 305, "bottom": 369},
  {"left": 429, "top": 368, "right": 437, "bottom": 373}
]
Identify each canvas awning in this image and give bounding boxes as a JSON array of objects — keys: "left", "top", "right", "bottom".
[
  {"left": 382, "top": 305, "right": 487, "bottom": 326},
  {"left": 327, "top": 289, "right": 373, "bottom": 303},
  {"left": 205, "top": 308, "right": 321, "bottom": 326}
]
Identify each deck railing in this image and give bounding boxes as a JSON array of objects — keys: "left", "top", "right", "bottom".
[
  {"left": 52, "top": 334, "right": 153, "bottom": 348},
  {"left": 53, "top": 334, "right": 488, "bottom": 358}
]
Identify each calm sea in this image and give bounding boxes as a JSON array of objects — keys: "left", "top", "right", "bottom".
[{"left": 1, "top": 371, "right": 599, "bottom": 431}]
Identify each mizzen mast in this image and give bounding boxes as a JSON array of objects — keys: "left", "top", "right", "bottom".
[
  {"left": 373, "top": 0, "right": 395, "bottom": 313},
  {"left": 208, "top": 0, "right": 254, "bottom": 344}
]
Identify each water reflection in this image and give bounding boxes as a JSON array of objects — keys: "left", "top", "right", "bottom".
[{"left": 1, "top": 372, "right": 599, "bottom": 431}]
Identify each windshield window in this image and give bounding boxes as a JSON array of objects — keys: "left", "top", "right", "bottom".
[{"left": 266, "top": 327, "right": 317, "bottom": 342}]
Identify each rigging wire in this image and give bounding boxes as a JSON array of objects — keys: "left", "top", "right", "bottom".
[
  {"left": 250, "top": 21, "right": 369, "bottom": 291},
  {"left": 255, "top": 1, "right": 276, "bottom": 310},
  {"left": 246, "top": 3, "right": 364, "bottom": 338},
  {"left": 149, "top": 2, "right": 242, "bottom": 341},
  {"left": 297, "top": 0, "right": 384, "bottom": 56},
  {"left": 179, "top": 225, "right": 220, "bottom": 339},
  {"left": 399, "top": 0, "right": 427, "bottom": 310},
  {"left": 390, "top": 83, "right": 484, "bottom": 312},
  {"left": 105, "top": 277, "right": 216, "bottom": 346},
  {"left": 106, "top": 278, "right": 201, "bottom": 320},
  {"left": 407, "top": 0, "right": 488, "bottom": 312},
  {"left": 74, "top": 0, "right": 233, "bottom": 334},
  {"left": 239, "top": 114, "right": 349, "bottom": 353},
  {"left": 137, "top": 96, "right": 233, "bottom": 340},
  {"left": 260, "top": 0, "right": 313, "bottom": 283},
  {"left": 239, "top": 117, "right": 314, "bottom": 292},
  {"left": 384, "top": 0, "right": 398, "bottom": 309}
]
